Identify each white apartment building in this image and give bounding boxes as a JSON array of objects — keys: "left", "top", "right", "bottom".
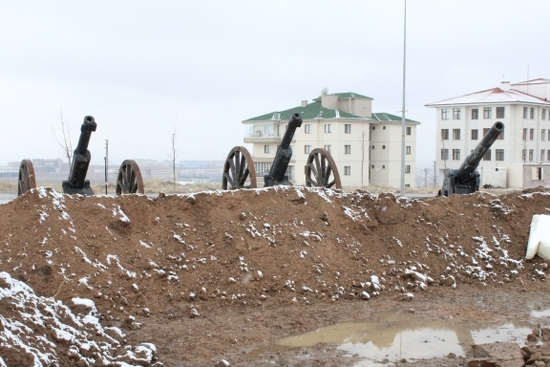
[
  {"left": 426, "top": 78, "right": 550, "bottom": 188},
  {"left": 243, "top": 92, "right": 419, "bottom": 189}
]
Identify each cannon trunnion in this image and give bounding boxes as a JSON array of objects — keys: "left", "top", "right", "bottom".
[{"left": 439, "top": 121, "right": 504, "bottom": 196}]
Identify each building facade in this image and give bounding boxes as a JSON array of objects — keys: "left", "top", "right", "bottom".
[
  {"left": 426, "top": 79, "right": 550, "bottom": 188},
  {"left": 243, "top": 92, "right": 419, "bottom": 189}
]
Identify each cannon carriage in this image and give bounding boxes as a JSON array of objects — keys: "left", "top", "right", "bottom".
[
  {"left": 17, "top": 115, "right": 145, "bottom": 196},
  {"left": 439, "top": 121, "right": 504, "bottom": 196},
  {"left": 222, "top": 113, "right": 342, "bottom": 190}
]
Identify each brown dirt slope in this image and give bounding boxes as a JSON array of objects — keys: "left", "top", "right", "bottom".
[{"left": 1, "top": 185, "right": 550, "bottom": 366}]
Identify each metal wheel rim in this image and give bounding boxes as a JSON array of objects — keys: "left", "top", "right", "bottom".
[
  {"left": 18, "top": 159, "right": 36, "bottom": 196},
  {"left": 305, "top": 148, "right": 342, "bottom": 189},
  {"left": 222, "top": 146, "right": 257, "bottom": 190},
  {"left": 116, "top": 160, "right": 144, "bottom": 195}
]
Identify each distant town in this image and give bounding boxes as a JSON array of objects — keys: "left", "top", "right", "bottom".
[{"left": 0, "top": 158, "right": 225, "bottom": 185}]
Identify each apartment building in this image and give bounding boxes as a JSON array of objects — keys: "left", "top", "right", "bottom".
[
  {"left": 243, "top": 92, "right": 419, "bottom": 188},
  {"left": 426, "top": 79, "right": 550, "bottom": 188}
]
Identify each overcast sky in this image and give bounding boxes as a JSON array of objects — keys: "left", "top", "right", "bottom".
[{"left": 1, "top": 0, "right": 549, "bottom": 172}]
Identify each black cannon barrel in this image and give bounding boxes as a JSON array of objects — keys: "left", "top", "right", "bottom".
[
  {"left": 265, "top": 113, "right": 303, "bottom": 185},
  {"left": 74, "top": 116, "right": 97, "bottom": 155},
  {"left": 456, "top": 121, "right": 504, "bottom": 180},
  {"left": 62, "top": 115, "right": 97, "bottom": 195},
  {"left": 279, "top": 113, "right": 303, "bottom": 150}
]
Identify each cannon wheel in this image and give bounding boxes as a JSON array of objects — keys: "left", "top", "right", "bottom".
[
  {"left": 222, "top": 146, "right": 257, "bottom": 190},
  {"left": 305, "top": 148, "right": 342, "bottom": 189},
  {"left": 18, "top": 159, "right": 37, "bottom": 196},
  {"left": 116, "top": 160, "right": 144, "bottom": 195}
]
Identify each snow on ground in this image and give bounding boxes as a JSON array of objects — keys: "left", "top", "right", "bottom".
[{"left": 0, "top": 271, "right": 162, "bottom": 366}]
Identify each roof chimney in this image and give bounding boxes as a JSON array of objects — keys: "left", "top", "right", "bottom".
[
  {"left": 301, "top": 100, "right": 308, "bottom": 107},
  {"left": 500, "top": 81, "right": 511, "bottom": 91}
]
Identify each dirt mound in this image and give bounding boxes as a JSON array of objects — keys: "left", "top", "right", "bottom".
[{"left": 1, "top": 185, "right": 550, "bottom": 366}]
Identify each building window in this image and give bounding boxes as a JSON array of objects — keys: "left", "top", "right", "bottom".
[
  {"left": 452, "top": 129, "right": 461, "bottom": 140},
  {"left": 496, "top": 107, "right": 505, "bottom": 118},
  {"left": 382, "top": 145, "right": 386, "bottom": 149},
  {"left": 344, "top": 124, "right": 351, "bottom": 134},
  {"left": 523, "top": 107, "right": 528, "bottom": 119},
  {"left": 453, "top": 108, "right": 461, "bottom": 119},
  {"left": 530, "top": 128, "right": 535, "bottom": 140},
  {"left": 542, "top": 150, "right": 546, "bottom": 162},
  {"left": 372, "top": 126, "right": 376, "bottom": 130},
  {"left": 441, "top": 109, "right": 449, "bottom": 120},
  {"left": 542, "top": 129, "right": 546, "bottom": 141},
  {"left": 405, "top": 165, "right": 411, "bottom": 174},
  {"left": 324, "top": 124, "right": 332, "bottom": 133},
  {"left": 441, "top": 149, "right": 449, "bottom": 160},
  {"left": 406, "top": 146, "right": 411, "bottom": 154},
  {"left": 344, "top": 166, "right": 351, "bottom": 175},
  {"left": 371, "top": 145, "right": 375, "bottom": 150},
  {"left": 531, "top": 108, "right": 535, "bottom": 119},
  {"left": 324, "top": 145, "right": 332, "bottom": 153},
  {"left": 529, "top": 149, "right": 534, "bottom": 161},
  {"left": 406, "top": 126, "right": 411, "bottom": 135},
  {"left": 344, "top": 145, "right": 351, "bottom": 154},
  {"left": 371, "top": 164, "right": 375, "bottom": 169},
  {"left": 547, "top": 151, "right": 550, "bottom": 161},
  {"left": 264, "top": 145, "right": 270, "bottom": 154},
  {"left": 522, "top": 149, "right": 526, "bottom": 161},
  {"left": 495, "top": 149, "right": 504, "bottom": 161},
  {"left": 471, "top": 129, "right": 478, "bottom": 140},
  {"left": 441, "top": 129, "right": 449, "bottom": 140},
  {"left": 483, "top": 149, "right": 491, "bottom": 161},
  {"left": 304, "top": 145, "right": 311, "bottom": 154},
  {"left": 543, "top": 109, "right": 547, "bottom": 120},
  {"left": 383, "top": 126, "right": 387, "bottom": 130},
  {"left": 382, "top": 165, "right": 386, "bottom": 169},
  {"left": 523, "top": 128, "right": 528, "bottom": 141},
  {"left": 471, "top": 109, "right": 479, "bottom": 120},
  {"left": 452, "top": 149, "right": 460, "bottom": 160},
  {"left": 483, "top": 107, "right": 492, "bottom": 119},
  {"left": 304, "top": 124, "right": 312, "bottom": 134}
]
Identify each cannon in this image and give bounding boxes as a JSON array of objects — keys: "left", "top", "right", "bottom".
[
  {"left": 17, "top": 115, "right": 145, "bottom": 196},
  {"left": 222, "top": 112, "right": 342, "bottom": 190},
  {"left": 61, "top": 115, "right": 97, "bottom": 195},
  {"left": 439, "top": 121, "right": 504, "bottom": 196}
]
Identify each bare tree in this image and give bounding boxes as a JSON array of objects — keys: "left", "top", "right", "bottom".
[{"left": 51, "top": 109, "right": 73, "bottom": 167}]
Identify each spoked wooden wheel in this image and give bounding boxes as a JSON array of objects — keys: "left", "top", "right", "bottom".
[
  {"left": 18, "top": 159, "right": 37, "bottom": 196},
  {"left": 116, "top": 160, "right": 144, "bottom": 195},
  {"left": 222, "top": 146, "right": 257, "bottom": 190},
  {"left": 305, "top": 148, "right": 342, "bottom": 189}
]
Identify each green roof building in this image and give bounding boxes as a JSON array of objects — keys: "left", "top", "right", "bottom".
[{"left": 241, "top": 91, "right": 420, "bottom": 189}]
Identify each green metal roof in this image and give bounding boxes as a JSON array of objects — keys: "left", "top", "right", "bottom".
[
  {"left": 243, "top": 92, "right": 420, "bottom": 124},
  {"left": 244, "top": 100, "right": 366, "bottom": 122},
  {"left": 371, "top": 112, "right": 420, "bottom": 124}
]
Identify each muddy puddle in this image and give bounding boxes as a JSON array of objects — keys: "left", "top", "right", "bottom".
[{"left": 277, "top": 308, "right": 546, "bottom": 366}]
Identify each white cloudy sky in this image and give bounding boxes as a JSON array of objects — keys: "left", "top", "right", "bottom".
[{"left": 1, "top": 0, "right": 549, "bottom": 171}]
